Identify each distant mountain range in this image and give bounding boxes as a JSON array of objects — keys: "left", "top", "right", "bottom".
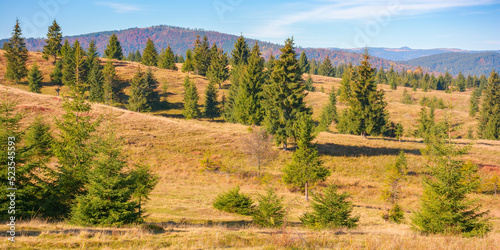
[
  {"left": 342, "top": 47, "right": 500, "bottom": 61},
  {"left": 1, "top": 25, "right": 499, "bottom": 76}
]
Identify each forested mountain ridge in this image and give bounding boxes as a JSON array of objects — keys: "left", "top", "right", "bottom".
[
  {"left": 341, "top": 47, "right": 500, "bottom": 61},
  {"left": 403, "top": 52, "right": 500, "bottom": 76}
]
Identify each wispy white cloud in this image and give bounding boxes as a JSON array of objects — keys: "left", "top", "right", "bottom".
[
  {"left": 253, "top": 0, "right": 498, "bottom": 38},
  {"left": 96, "top": 2, "right": 143, "bottom": 13}
]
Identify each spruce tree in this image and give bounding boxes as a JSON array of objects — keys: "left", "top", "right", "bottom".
[
  {"left": 158, "top": 45, "right": 177, "bottom": 70},
  {"left": 130, "top": 164, "right": 159, "bottom": 219},
  {"left": 206, "top": 45, "right": 229, "bottom": 89},
  {"left": 298, "top": 51, "right": 310, "bottom": 74},
  {"left": 193, "top": 35, "right": 211, "bottom": 76},
  {"left": 144, "top": 68, "right": 160, "bottom": 109},
  {"left": 141, "top": 38, "right": 158, "bottom": 66},
  {"left": 127, "top": 69, "right": 150, "bottom": 112},
  {"left": 182, "top": 76, "right": 200, "bottom": 119},
  {"left": 4, "top": 19, "right": 29, "bottom": 84},
  {"left": 382, "top": 151, "right": 407, "bottom": 223},
  {"left": 28, "top": 62, "right": 43, "bottom": 93},
  {"left": 305, "top": 74, "right": 315, "bottom": 92},
  {"left": 224, "top": 36, "right": 250, "bottom": 122},
  {"left": 86, "top": 39, "right": 99, "bottom": 69},
  {"left": 457, "top": 71, "right": 466, "bottom": 92},
  {"left": 318, "top": 87, "right": 338, "bottom": 132},
  {"left": 252, "top": 189, "right": 286, "bottom": 228},
  {"left": 104, "top": 33, "right": 123, "bottom": 60},
  {"left": 300, "top": 185, "right": 359, "bottom": 229},
  {"left": 234, "top": 42, "right": 265, "bottom": 125},
  {"left": 181, "top": 49, "right": 195, "bottom": 73},
  {"left": 266, "top": 52, "right": 275, "bottom": 73},
  {"left": 203, "top": 81, "right": 219, "bottom": 120},
  {"left": 412, "top": 137, "right": 492, "bottom": 236},
  {"left": 478, "top": 70, "right": 500, "bottom": 139},
  {"left": 376, "top": 66, "right": 388, "bottom": 85},
  {"left": 87, "top": 58, "right": 104, "bottom": 103},
  {"left": 103, "top": 60, "right": 118, "bottom": 105},
  {"left": 395, "top": 123, "right": 404, "bottom": 142},
  {"left": 338, "top": 64, "right": 356, "bottom": 103},
  {"left": 318, "top": 56, "right": 333, "bottom": 77},
  {"left": 469, "top": 88, "right": 480, "bottom": 117},
  {"left": 70, "top": 133, "right": 140, "bottom": 226},
  {"left": 337, "top": 49, "right": 388, "bottom": 138},
  {"left": 42, "top": 19, "right": 62, "bottom": 64},
  {"left": 134, "top": 50, "right": 142, "bottom": 62},
  {"left": 263, "top": 38, "right": 309, "bottom": 149},
  {"left": 282, "top": 114, "right": 330, "bottom": 201}
]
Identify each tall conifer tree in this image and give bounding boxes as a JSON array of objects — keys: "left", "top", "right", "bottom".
[
  {"left": 478, "top": 70, "right": 500, "bottom": 139},
  {"left": 4, "top": 19, "right": 29, "bottom": 84},
  {"left": 42, "top": 20, "right": 62, "bottom": 64},
  {"left": 298, "top": 51, "right": 310, "bottom": 74},
  {"left": 28, "top": 62, "right": 43, "bottom": 93},
  {"left": 181, "top": 49, "right": 195, "bottom": 73},
  {"left": 207, "top": 46, "right": 229, "bottom": 89},
  {"left": 141, "top": 38, "right": 158, "bottom": 66},
  {"left": 224, "top": 36, "right": 250, "bottom": 122},
  {"left": 104, "top": 33, "right": 123, "bottom": 60},
  {"left": 182, "top": 76, "right": 200, "bottom": 119}
]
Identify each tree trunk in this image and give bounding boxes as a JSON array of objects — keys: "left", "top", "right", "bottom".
[
  {"left": 283, "top": 141, "right": 287, "bottom": 151},
  {"left": 362, "top": 131, "right": 367, "bottom": 139},
  {"left": 305, "top": 181, "right": 309, "bottom": 202}
]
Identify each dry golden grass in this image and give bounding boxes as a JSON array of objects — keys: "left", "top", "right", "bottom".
[{"left": 0, "top": 50, "right": 499, "bottom": 249}]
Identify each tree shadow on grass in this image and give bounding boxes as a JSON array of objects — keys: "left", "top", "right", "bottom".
[{"left": 317, "top": 143, "right": 421, "bottom": 157}]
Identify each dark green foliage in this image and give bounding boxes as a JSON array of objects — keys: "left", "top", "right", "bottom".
[
  {"left": 402, "top": 88, "right": 414, "bottom": 104},
  {"left": 298, "top": 51, "right": 310, "bottom": 74},
  {"left": 127, "top": 69, "right": 150, "bottom": 112},
  {"left": 416, "top": 106, "right": 436, "bottom": 142},
  {"left": 376, "top": 66, "right": 387, "bottom": 85},
  {"left": 231, "top": 35, "right": 250, "bottom": 66},
  {"left": 4, "top": 19, "right": 29, "bottom": 84},
  {"left": 50, "top": 59, "right": 63, "bottom": 86},
  {"left": 207, "top": 45, "right": 229, "bottom": 89},
  {"left": 266, "top": 52, "right": 275, "bottom": 72},
  {"left": 337, "top": 50, "right": 388, "bottom": 137},
  {"left": 70, "top": 133, "right": 139, "bottom": 226},
  {"left": 263, "top": 38, "right": 309, "bottom": 149},
  {"left": 42, "top": 20, "right": 62, "bottom": 63},
  {"left": 478, "top": 70, "right": 500, "bottom": 139},
  {"left": 87, "top": 58, "right": 104, "bottom": 103},
  {"left": 158, "top": 45, "right": 177, "bottom": 70},
  {"left": 469, "top": 88, "right": 480, "bottom": 117},
  {"left": 386, "top": 204, "right": 405, "bottom": 224},
  {"left": 142, "top": 38, "right": 158, "bottom": 66},
  {"left": 86, "top": 39, "right": 99, "bottom": 67},
  {"left": 338, "top": 65, "right": 355, "bottom": 102},
  {"left": 224, "top": 37, "right": 250, "bottom": 122},
  {"left": 305, "top": 74, "right": 315, "bottom": 92},
  {"left": 193, "top": 35, "right": 211, "bottom": 76},
  {"left": 213, "top": 186, "right": 255, "bottom": 216},
  {"left": 234, "top": 42, "right": 265, "bottom": 125},
  {"left": 395, "top": 123, "right": 404, "bottom": 142},
  {"left": 182, "top": 75, "right": 200, "bottom": 119},
  {"left": 318, "top": 56, "right": 334, "bottom": 77},
  {"left": 181, "top": 49, "right": 195, "bottom": 73},
  {"left": 412, "top": 138, "right": 492, "bottom": 237},
  {"left": 28, "top": 62, "right": 43, "bottom": 93},
  {"left": 63, "top": 40, "right": 86, "bottom": 88},
  {"left": 252, "top": 189, "right": 286, "bottom": 228},
  {"left": 389, "top": 76, "right": 397, "bottom": 90},
  {"left": 203, "top": 81, "right": 219, "bottom": 119},
  {"left": 300, "top": 185, "right": 359, "bottom": 229},
  {"left": 104, "top": 33, "right": 123, "bottom": 60},
  {"left": 134, "top": 50, "right": 142, "bottom": 62},
  {"left": 318, "top": 87, "right": 338, "bottom": 132},
  {"left": 282, "top": 114, "right": 330, "bottom": 201},
  {"left": 456, "top": 72, "right": 466, "bottom": 92},
  {"left": 102, "top": 60, "right": 118, "bottom": 105},
  {"left": 130, "top": 164, "right": 159, "bottom": 219}
]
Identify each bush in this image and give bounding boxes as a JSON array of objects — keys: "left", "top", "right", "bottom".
[
  {"left": 213, "top": 186, "right": 255, "bottom": 215},
  {"left": 300, "top": 185, "right": 359, "bottom": 229},
  {"left": 382, "top": 204, "right": 405, "bottom": 224},
  {"left": 252, "top": 188, "right": 286, "bottom": 228}
]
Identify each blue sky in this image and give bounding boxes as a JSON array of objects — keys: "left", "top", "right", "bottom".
[{"left": 1, "top": 0, "right": 499, "bottom": 50}]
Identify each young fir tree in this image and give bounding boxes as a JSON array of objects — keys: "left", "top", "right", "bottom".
[
  {"left": 27, "top": 62, "right": 43, "bottom": 93},
  {"left": 412, "top": 136, "right": 492, "bottom": 236},
  {"left": 478, "top": 70, "right": 500, "bottom": 140},
  {"left": 252, "top": 188, "right": 286, "bottom": 228},
  {"left": 70, "top": 133, "right": 140, "bottom": 226},
  {"left": 141, "top": 38, "right": 158, "bottom": 66},
  {"left": 337, "top": 49, "right": 388, "bottom": 138},
  {"left": 338, "top": 64, "right": 356, "bottom": 103},
  {"left": 263, "top": 38, "right": 309, "bottom": 149},
  {"left": 134, "top": 50, "right": 142, "bottom": 62},
  {"left": 456, "top": 71, "right": 467, "bottom": 92},
  {"left": 300, "top": 185, "right": 359, "bottom": 229},
  {"left": 181, "top": 49, "right": 195, "bottom": 73},
  {"left": 4, "top": 19, "right": 29, "bottom": 84},
  {"left": 104, "top": 33, "right": 123, "bottom": 60},
  {"left": 103, "top": 59, "right": 118, "bottom": 105},
  {"left": 298, "top": 51, "right": 310, "bottom": 74},
  {"left": 158, "top": 45, "right": 177, "bottom": 70},
  {"left": 144, "top": 68, "right": 160, "bottom": 108},
  {"left": 182, "top": 75, "right": 200, "bottom": 119},
  {"left": 318, "top": 56, "right": 334, "bottom": 77},
  {"left": 282, "top": 113, "right": 330, "bottom": 201},
  {"left": 203, "top": 80, "right": 219, "bottom": 120},
  {"left": 127, "top": 69, "right": 150, "bottom": 112},
  {"left": 395, "top": 123, "right": 404, "bottom": 142},
  {"left": 52, "top": 46, "right": 101, "bottom": 218},
  {"left": 42, "top": 19, "right": 62, "bottom": 64},
  {"left": 130, "top": 164, "right": 159, "bottom": 219},
  {"left": 233, "top": 42, "right": 265, "bottom": 125},
  {"left": 376, "top": 66, "right": 388, "bottom": 85},
  {"left": 206, "top": 46, "right": 229, "bottom": 89},
  {"left": 193, "top": 35, "right": 211, "bottom": 76},
  {"left": 305, "top": 74, "right": 315, "bottom": 92},
  {"left": 213, "top": 186, "right": 255, "bottom": 216},
  {"left": 87, "top": 58, "right": 104, "bottom": 103},
  {"left": 50, "top": 59, "right": 63, "bottom": 86},
  {"left": 86, "top": 39, "right": 99, "bottom": 69},
  {"left": 318, "top": 87, "right": 338, "bottom": 132},
  {"left": 382, "top": 151, "right": 407, "bottom": 223},
  {"left": 224, "top": 36, "right": 250, "bottom": 122}
]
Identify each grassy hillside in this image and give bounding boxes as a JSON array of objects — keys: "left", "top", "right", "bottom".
[{"left": 1, "top": 51, "right": 499, "bottom": 249}]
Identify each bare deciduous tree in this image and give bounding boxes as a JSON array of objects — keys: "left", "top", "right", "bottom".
[{"left": 242, "top": 126, "right": 275, "bottom": 177}]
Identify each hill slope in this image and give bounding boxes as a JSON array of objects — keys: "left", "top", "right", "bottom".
[{"left": 403, "top": 52, "right": 500, "bottom": 76}]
